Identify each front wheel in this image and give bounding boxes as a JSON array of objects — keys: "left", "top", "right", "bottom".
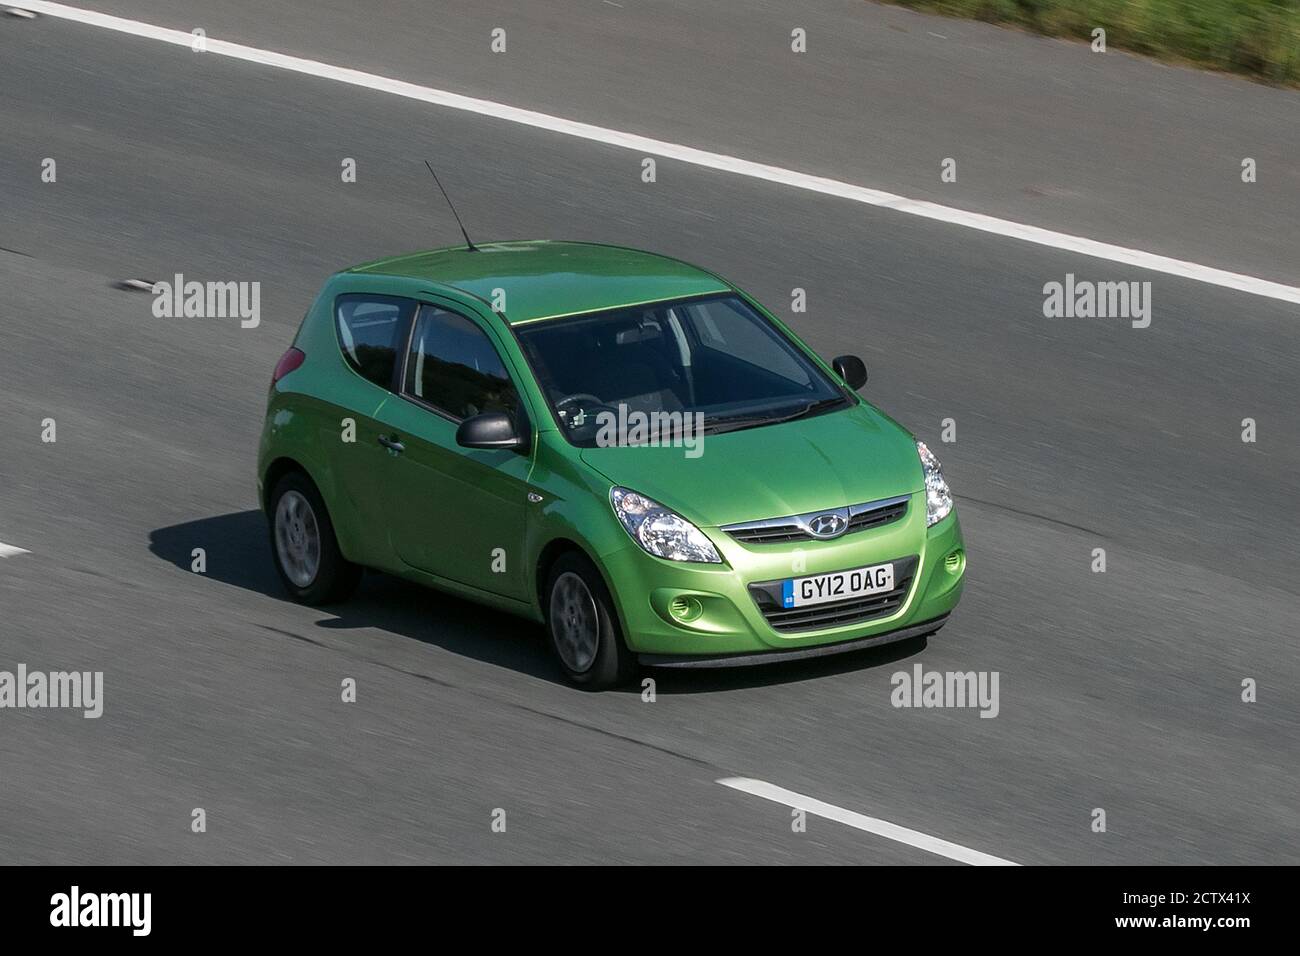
[
  {"left": 545, "top": 552, "right": 634, "bottom": 689},
  {"left": 268, "top": 472, "right": 361, "bottom": 605}
]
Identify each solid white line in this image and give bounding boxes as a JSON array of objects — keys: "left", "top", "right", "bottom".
[
  {"left": 718, "top": 776, "right": 1020, "bottom": 866},
  {"left": 0, "top": 542, "right": 32, "bottom": 558},
  {"left": 18, "top": 1, "right": 1300, "bottom": 306}
]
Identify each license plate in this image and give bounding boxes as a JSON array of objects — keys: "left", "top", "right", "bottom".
[{"left": 782, "top": 562, "right": 895, "bottom": 608}]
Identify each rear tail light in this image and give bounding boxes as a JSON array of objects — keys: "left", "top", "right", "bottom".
[{"left": 272, "top": 347, "right": 306, "bottom": 384}]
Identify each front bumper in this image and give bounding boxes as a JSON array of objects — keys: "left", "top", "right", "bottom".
[{"left": 598, "top": 490, "right": 965, "bottom": 658}]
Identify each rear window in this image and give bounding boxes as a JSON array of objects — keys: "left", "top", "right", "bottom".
[{"left": 335, "top": 294, "right": 416, "bottom": 389}]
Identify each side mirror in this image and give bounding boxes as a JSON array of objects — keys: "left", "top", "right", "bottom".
[
  {"left": 832, "top": 354, "right": 868, "bottom": 391},
  {"left": 456, "top": 411, "right": 522, "bottom": 450}
]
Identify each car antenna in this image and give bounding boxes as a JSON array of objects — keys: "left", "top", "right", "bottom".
[{"left": 423, "top": 159, "right": 478, "bottom": 252}]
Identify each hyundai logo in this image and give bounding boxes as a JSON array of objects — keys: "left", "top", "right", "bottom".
[{"left": 807, "top": 512, "right": 849, "bottom": 539}]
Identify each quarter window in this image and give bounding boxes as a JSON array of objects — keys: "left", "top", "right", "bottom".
[
  {"left": 335, "top": 294, "right": 415, "bottom": 389},
  {"left": 403, "top": 305, "right": 520, "bottom": 421}
]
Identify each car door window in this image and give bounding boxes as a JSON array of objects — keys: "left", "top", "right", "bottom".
[
  {"left": 336, "top": 294, "right": 416, "bottom": 389},
  {"left": 403, "top": 305, "right": 520, "bottom": 421}
]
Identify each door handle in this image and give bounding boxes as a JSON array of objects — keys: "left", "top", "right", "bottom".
[{"left": 378, "top": 435, "right": 405, "bottom": 453}]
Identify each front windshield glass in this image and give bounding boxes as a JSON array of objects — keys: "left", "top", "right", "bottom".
[{"left": 514, "top": 293, "right": 848, "bottom": 447}]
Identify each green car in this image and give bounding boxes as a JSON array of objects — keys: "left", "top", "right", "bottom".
[{"left": 258, "top": 241, "right": 965, "bottom": 688}]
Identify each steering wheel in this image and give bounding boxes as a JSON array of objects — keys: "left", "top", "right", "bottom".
[
  {"left": 555, "top": 393, "right": 604, "bottom": 412},
  {"left": 554, "top": 393, "right": 618, "bottom": 428}
]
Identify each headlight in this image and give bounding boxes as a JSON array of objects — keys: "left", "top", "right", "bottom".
[
  {"left": 609, "top": 487, "right": 721, "bottom": 563},
  {"left": 917, "top": 441, "right": 953, "bottom": 527}
]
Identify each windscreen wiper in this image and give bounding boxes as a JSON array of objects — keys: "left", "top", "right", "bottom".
[{"left": 701, "top": 396, "right": 846, "bottom": 436}]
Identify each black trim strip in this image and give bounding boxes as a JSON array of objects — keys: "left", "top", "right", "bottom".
[{"left": 638, "top": 615, "right": 948, "bottom": 668}]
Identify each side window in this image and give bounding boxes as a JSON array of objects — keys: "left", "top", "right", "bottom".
[
  {"left": 403, "top": 305, "right": 520, "bottom": 421},
  {"left": 336, "top": 294, "right": 415, "bottom": 389}
]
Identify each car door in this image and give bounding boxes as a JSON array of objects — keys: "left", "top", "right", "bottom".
[
  {"left": 372, "top": 297, "right": 533, "bottom": 601},
  {"left": 326, "top": 293, "right": 419, "bottom": 568}
]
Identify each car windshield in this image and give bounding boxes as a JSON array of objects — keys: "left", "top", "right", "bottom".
[{"left": 514, "top": 293, "right": 849, "bottom": 447}]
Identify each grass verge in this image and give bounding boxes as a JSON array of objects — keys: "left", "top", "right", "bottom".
[{"left": 887, "top": 0, "right": 1300, "bottom": 85}]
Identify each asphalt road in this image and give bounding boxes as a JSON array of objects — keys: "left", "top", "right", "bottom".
[
  {"left": 0, "top": 3, "right": 1296, "bottom": 864},
  {"left": 44, "top": 0, "right": 1300, "bottom": 285}
]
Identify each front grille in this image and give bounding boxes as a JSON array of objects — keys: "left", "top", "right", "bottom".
[
  {"left": 725, "top": 522, "right": 805, "bottom": 544},
  {"left": 846, "top": 497, "right": 908, "bottom": 533},
  {"left": 724, "top": 495, "right": 909, "bottom": 545},
  {"left": 748, "top": 555, "right": 918, "bottom": 633}
]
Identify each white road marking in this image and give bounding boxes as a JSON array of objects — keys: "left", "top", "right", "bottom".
[
  {"left": 718, "top": 776, "right": 1020, "bottom": 866},
  {"left": 18, "top": 1, "right": 1300, "bottom": 306},
  {"left": 0, "top": 542, "right": 32, "bottom": 558}
]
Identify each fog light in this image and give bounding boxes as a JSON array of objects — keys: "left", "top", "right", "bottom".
[{"left": 669, "top": 595, "right": 703, "bottom": 622}]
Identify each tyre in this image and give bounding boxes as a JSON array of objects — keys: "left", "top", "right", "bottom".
[
  {"left": 267, "top": 471, "right": 361, "bottom": 605},
  {"left": 545, "top": 551, "right": 635, "bottom": 689}
]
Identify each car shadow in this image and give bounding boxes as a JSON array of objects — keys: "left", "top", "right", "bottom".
[
  {"left": 147, "top": 510, "right": 562, "bottom": 684},
  {"left": 647, "top": 635, "right": 928, "bottom": 695},
  {"left": 148, "top": 510, "right": 929, "bottom": 695}
]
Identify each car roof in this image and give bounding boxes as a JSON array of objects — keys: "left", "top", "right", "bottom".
[{"left": 346, "top": 240, "right": 731, "bottom": 324}]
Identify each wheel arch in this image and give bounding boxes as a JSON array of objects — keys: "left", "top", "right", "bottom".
[
  {"left": 262, "top": 456, "right": 317, "bottom": 515},
  {"left": 262, "top": 454, "right": 365, "bottom": 558},
  {"left": 536, "top": 537, "right": 589, "bottom": 613},
  {"left": 535, "top": 537, "right": 626, "bottom": 630}
]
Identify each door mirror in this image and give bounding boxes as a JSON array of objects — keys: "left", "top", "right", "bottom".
[
  {"left": 456, "top": 412, "right": 522, "bottom": 450},
  {"left": 832, "top": 354, "right": 868, "bottom": 391}
]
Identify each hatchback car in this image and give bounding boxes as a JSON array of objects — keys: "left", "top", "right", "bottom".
[{"left": 258, "top": 241, "right": 964, "bottom": 687}]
